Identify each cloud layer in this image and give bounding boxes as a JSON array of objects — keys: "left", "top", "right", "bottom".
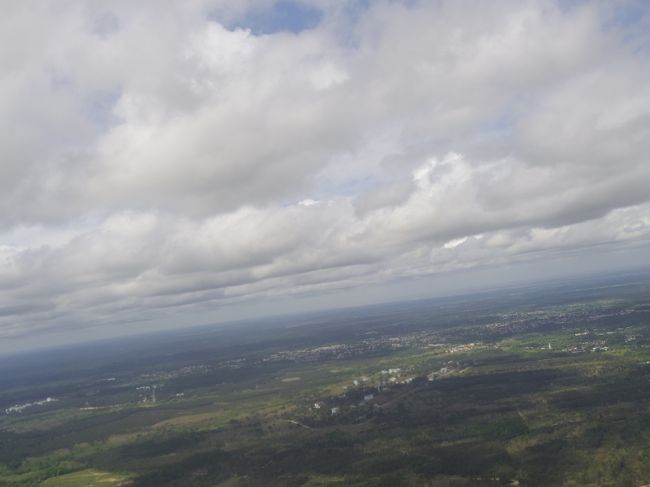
[{"left": 1, "top": 0, "right": 650, "bottom": 342}]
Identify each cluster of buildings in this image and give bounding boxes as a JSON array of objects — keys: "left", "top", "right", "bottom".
[
  {"left": 311, "top": 362, "right": 459, "bottom": 417},
  {"left": 444, "top": 342, "right": 484, "bottom": 354},
  {"left": 427, "top": 366, "right": 449, "bottom": 381},
  {"left": 5, "top": 397, "right": 57, "bottom": 415},
  {"left": 564, "top": 340, "right": 609, "bottom": 354},
  {"left": 260, "top": 329, "right": 460, "bottom": 366},
  {"left": 136, "top": 385, "right": 158, "bottom": 403},
  {"left": 138, "top": 364, "right": 209, "bottom": 383},
  {"left": 263, "top": 343, "right": 372, "bottom": 364},
  {"left": 562, "top": 328, "right": 639, "bottom": 354}
]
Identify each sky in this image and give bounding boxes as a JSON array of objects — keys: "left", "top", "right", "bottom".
[{"left": 1, "top": 0, "right": 650, "bottom": 354}]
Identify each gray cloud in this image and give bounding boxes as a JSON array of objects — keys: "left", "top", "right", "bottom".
[{"left": 1, "top": 0, "right": 650, "bottom": 344}]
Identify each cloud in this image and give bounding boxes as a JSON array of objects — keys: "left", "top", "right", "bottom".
[{"left": 1, "top": 0, "right": 650, "bottom": 342}]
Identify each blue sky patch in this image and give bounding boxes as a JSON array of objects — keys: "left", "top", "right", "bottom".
[
  {"left": 608, "top": 2, "right": 648, "bottom": 28},
  {"left": 229, "top": 1, "right": 322, "bottom": 35}
]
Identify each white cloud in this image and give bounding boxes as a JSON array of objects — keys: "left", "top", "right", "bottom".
[{"left": 1, "top": 0, "right": 650, "bottom": 342}]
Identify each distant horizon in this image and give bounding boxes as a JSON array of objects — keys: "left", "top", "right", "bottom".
[{"left": 3, "top": 262, "right": 649, "bottom": 359}]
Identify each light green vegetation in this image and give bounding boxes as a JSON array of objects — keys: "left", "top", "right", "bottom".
[{"left": 40, "top": 469, "right": 132, "bottom": 487}]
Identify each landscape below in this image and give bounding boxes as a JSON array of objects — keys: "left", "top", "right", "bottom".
[{"left": 2, "top": 271, "right": 650, "bottom": 486}]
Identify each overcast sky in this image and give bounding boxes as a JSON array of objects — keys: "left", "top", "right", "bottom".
[{"left": 1, "top": 0, "right": 650, "bottom": 353}]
